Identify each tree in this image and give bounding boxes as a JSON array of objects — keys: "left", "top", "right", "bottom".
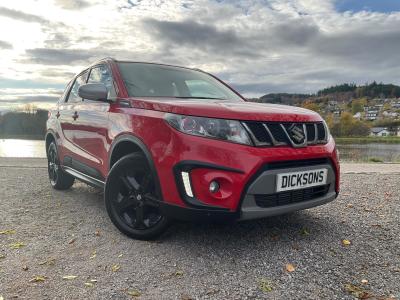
[
  {"left": 351, "top": 98, "right": 366, "bottom": 114},
  {"left": 301, "top": 100, "right": 320, "bottom": 113}
]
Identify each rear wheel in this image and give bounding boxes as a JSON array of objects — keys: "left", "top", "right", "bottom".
[
  {"left": 105, "top": 153, "right": 170, "bottom": 240},
  {"left": 47, "top": 141, "right": 75, "bottom": 190}
]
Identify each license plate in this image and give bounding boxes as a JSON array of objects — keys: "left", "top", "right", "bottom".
[{"left": 276, "top": 168, "right": 327, "bottom": 192}]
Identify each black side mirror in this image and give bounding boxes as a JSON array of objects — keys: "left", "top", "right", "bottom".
[{"left": 78, "top": 83, "right": 109, "bottom": 102}]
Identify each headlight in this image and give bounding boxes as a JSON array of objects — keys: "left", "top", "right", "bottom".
[{"left": 165, "top": 113, "right": 252, "bottom": 145}]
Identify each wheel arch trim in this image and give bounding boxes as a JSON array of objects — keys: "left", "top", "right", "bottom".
[
  {"left": 45, "top": 130, "right": 58, "bottom": 155},
  {"left": 108, "top": 134, "right": 164, "bottom": 201}
]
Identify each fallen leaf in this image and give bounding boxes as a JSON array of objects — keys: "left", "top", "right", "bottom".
[
  {"left": 90, "top": 279, "right": 98, "bottom": 283},
  {"left": 84, "top": 282, "right": 94, "bottom": 287},
  {"left": 112, "top": 264, "right": 121, "bottom": 272},
  {"left": 62, "top": 275, "right": 78, "bottom": 280},
  {"left": 258, "top": 278, "right": 273, "bottom": 292},
  {"left": 292, "top": 243, "right": 300, "bottom": 250},
  {"left": 90, "top": 250, "right": 97, "bottom": 259},
  {"left": 0, "top": 229, "right": 16, "bottom": 235},
  {"left": 346, "top": 204, "right": 354, "bottom": 208},
  {"left": 270, "top": 234, "right": 280, "bottom": 241},
  {"left": 342, "top": 239, "right": 351, "bottom": 246},
  {"left": 9, "top": 242, "right": 25, "bottom": 249},
  {"left": 22, "top": 265, "right": 29, "bottom": 271},
  {"left": 0, "top": 254, "right": 5, "bottom": 260},
  {"left": 30, "top": 276, "right": 46, "bottom": 283},
  {"left": 205, "top": 289, "right": 219, "bottom": 295},
  {"left": 68, "top": 238, "right": 76, "bottom": 244},
  {"left": 300, "top": 228, "right": 310, "bottom": 236},
  {"left": 361, "top": 279, "right": 369, "bottom": 284},
  {"left": 38, "top": 258, "right": 55, "bottom": 266},
  {"left": 286, "top": 263, "right": 295, "bottom": 272},
  {"left": 370, "top": 224, "right": 382, "bottom": 228},
  {"left": 118, "top": 254, "right": 123, "bottom": 258},
  {"left": 127, "top": 289, "right": 141, "bottom": 297},
  {"left": 95, "top": 230, "right": 101, "bottom": 236},
  {"left": 181, "top": 294, "right": 193, "bottom": 300},
  {"left": 344, "top": 283, "right": 372, "bottom": 299},
  {"left": 174, "top": 270, "right": 184, "bottom": 277}
]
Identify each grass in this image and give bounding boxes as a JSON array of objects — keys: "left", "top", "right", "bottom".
[
  {"left": 335, "top": 136, "right": 400, "bottom": 144},
  {"left": 368, "top": 157, "right": 384, "bottom": 163}
]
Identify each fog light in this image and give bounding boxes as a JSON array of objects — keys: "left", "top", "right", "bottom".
[
  {"left": 209, "top": 181, "right": 220, "bottom": 193},
  {"left": 181, "top": 171, "right": 194, "bottom": 197}
]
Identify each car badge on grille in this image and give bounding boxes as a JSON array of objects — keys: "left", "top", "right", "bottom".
[{"left": 288, "top": 124, "right": 306, "bottom": 144}]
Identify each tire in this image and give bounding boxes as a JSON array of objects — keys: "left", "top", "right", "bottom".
[
  {"left": 105, "top": 153, "right": 170, "bottom": 240},
  {"left": 47, "top": 141, "right": 75, "bottom": 190}
]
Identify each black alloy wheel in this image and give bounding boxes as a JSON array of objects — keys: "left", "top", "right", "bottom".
[
  {"left": 47, "top": 141, "right": 75, "bottom": 190},
  {"left": 105, "top": 153, "right": 170, "bottom": 240}
]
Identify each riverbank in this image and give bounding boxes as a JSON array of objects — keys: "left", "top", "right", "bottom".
[
  {"left": 335, "top": 136, "right": 400, "bottom": 144},
  {"left": 0, "top": 134, "right": 44, "bottom": 140}
]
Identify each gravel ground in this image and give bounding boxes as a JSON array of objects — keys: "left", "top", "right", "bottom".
[{"left": 0, "top": 159, "right": 399, "bottom": 300}]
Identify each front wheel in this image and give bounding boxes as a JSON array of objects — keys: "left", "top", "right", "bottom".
[
  {"left": 104, "top": 153, "right": 170, "bottom": 240},
  {"left": 47, "top": 141, "right": 75, "bottom": 190}
]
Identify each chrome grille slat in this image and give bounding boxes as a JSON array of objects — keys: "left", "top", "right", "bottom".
[{"left": 242, "top": 121, "right": 328, "bottom": 147}]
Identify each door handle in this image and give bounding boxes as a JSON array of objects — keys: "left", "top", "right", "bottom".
[{"left": 72, "top": 111, "right": 79, "bottom": 120}]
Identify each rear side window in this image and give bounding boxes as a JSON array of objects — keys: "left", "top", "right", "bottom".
[
  {"left": 88, "top": 65, "right": 116, "bottom": 98},
  {"left": 66, "top": 71, "right": 88, "bottom": 103}
]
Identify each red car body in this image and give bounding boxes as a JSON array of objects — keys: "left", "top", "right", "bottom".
[{"left": 46, "top": 58, "right": 339, "bottom": 234}]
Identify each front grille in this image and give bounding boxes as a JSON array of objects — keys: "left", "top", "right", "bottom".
[
  {"left": 242, "top": 121, "right": 328, "bottom": 147},
  {"left": 254, "top": 184, "right": 330, "bottom": 208}
]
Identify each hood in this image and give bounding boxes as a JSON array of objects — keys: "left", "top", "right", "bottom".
[{"left": 129, "top": 97, "right": 322, "bottom": 122}]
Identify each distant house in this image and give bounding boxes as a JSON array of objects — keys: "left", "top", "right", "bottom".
[
  {"left": 382, "top": 111, "right": 399, "bottom": 118},
  {"left": 353, "top": 112, "right": 361, "bottom": 120},
  {"left": 370, "top": 127, "right": 390, "bottom": 137},
  {"left": 365, "top": 110, "right": 379, "bottom": 121}
]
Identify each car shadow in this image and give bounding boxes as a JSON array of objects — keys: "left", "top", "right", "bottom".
[{"left": 65, "top": 182, "right": 348, "bottom": 257}]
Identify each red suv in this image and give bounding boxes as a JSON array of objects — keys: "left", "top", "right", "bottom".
[{"left": 46, "top": 58, "right": 340, "bottom": 240}]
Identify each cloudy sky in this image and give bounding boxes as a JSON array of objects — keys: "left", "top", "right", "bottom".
[{"left": 1, "top": 0, "right": 400, "bottom": 111}]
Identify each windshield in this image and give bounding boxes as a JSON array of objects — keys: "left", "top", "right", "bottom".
[{"left": 117, "top": 62, "right": 243, "bottom": 101}]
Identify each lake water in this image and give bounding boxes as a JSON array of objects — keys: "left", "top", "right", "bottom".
[
  {"left": 0, "top": 139, "right": 46, "bottom": 158},
  {"left": 336, "top": 143, "right": 400, "bottom": 162},
  {"left": 0, "top": 139, "right": 399, "bottom": 162}
]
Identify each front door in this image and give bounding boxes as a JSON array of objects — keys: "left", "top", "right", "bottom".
[
  {"left": 72, "top": 64, "right": 116, "bottom": 178},
  {"left": 58, "top": 70, "right": 89, "bottom": 164}
]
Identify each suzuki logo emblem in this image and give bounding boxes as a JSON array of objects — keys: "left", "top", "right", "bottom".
[{"left": 288, "top": 124, "right": 305, "bottom": 144}]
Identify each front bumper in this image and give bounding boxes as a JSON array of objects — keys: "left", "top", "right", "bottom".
[
  {"left": 145, "top": 120, "right": 340, "bottom": 221},
  {"left": 239, "top": 161, "right": 337, "bottom": 220},
  {"left": 166, "top": 158, "right": 338, "bottom": 222}
]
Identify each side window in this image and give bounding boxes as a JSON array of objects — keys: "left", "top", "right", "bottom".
[
  {"left": 66, "top": 71, "right": 88, "bottom": 103},
  {"left": 88, "top": 65, "right": 116, "bottom": 98},
  {"left": 59, "top": 80, "right": 73, "bottom": 103}
]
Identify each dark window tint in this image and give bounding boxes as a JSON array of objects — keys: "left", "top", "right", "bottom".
[
  {"left": 66, "top": 71, "right": 88, "bottom": 103},
  {"left": 117, "top": 62, "right": 242, "bottom": 101},
  {"left": 88, "top": 65, "right": 116, "bottom": 98}
]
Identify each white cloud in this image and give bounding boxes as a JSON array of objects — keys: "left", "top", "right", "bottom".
[{"left": 0, "top": 0, "right": 399, "bottom": 108}]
